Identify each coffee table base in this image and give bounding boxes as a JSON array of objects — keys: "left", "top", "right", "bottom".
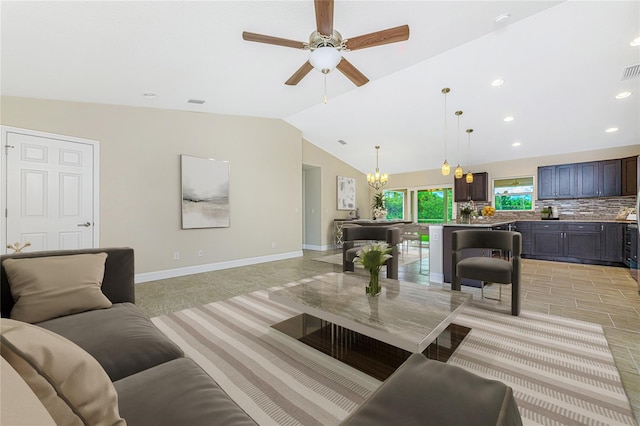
[{"left": 272, "top": 314, "right": 470, "bottom": 381}]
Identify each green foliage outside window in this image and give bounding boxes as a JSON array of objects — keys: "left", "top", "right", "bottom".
[
  {"left": 384, "top": 191, "right": 404, "bottom": 219},
  {"left": 417, "top": 189, "right": 452, "bottom": 223},
  {"left": 493, "top": 177, "right": 534, "bottom": 211}
]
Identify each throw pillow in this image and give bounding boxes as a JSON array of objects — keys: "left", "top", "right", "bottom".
[
  {"left": 0, "top": 319, "right": 126, "bottom": 425},
  {"left": 3, "top": 253, "right": 112, "bottom": 323}
]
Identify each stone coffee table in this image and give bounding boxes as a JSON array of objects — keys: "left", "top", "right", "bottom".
[{"left": 269, "top": 272, "right": 471, "bottom": 379}]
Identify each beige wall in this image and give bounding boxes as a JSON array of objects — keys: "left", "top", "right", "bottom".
[
  {"left": 387, "top": 146, "right": 640, "bottom": 199},
  {"left": 302, "top": 140, "right": 368, "bottom": 247},
  {"left": 1, "top": 96, "right": 303, "bottom": 274}
]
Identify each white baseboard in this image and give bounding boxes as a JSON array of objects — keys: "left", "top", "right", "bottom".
[
  {"left": 302, "top": 244, "right": 335, "bottom": 251},
  {"left": 429, "top": 272, "right": 444, "bottom": 284},
  {"left": 135, "top": 250, "right": 303, "bottom": 284}
]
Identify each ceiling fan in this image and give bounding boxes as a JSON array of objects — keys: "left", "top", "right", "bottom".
[{"left": 242, "top": 0, "right": 410, "bottom": 87}]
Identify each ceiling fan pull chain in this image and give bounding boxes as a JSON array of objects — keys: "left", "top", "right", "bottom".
[{"left": 324, "top": 73, "right": 328, "bottom": 104}]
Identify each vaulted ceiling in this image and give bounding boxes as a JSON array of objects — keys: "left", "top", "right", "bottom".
[{"left": 2, "top": 1, "right": 638, "bottom": 174}]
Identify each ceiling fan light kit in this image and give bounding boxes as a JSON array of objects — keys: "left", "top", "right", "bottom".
[
  {"left": 309, "top": 46, "right": 342, "bottom": 74},
  {"left": 242, "top": 0, "right": 409, "bottom": 89}
]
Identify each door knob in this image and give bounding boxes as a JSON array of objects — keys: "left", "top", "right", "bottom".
[{"left": 77, "top": 222, "right": 91, "bottom": 227}]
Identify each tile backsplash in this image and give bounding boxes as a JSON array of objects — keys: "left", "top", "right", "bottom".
[{"left": 468, "top": 196, "right": 637, "bottom": 221}]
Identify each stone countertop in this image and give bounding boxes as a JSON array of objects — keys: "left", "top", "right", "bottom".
[{"left": 442, "top": 220, "right": 515, "bottom": 228}]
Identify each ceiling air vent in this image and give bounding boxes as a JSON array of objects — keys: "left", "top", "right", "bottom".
[
  {"left": 187, "top": 99, "right": 206, "bottom": 104},
  {"left": 338, "top": 139, "right": 347, "bottom": 145},
  {"left": 621, "top": 64, "right": 640, "bottom": 80}
]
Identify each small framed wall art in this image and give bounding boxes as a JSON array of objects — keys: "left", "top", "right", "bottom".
[
  {"left": 181, "top": 155, "right": 230, "bottom": 229},
  {"left": 337, "top": 176, "right": 356, "bottom": 210}
]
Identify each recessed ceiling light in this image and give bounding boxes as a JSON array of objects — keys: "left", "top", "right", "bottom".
[
  {"left": 630, "top": 37, "right": 640, "bottom": 47},
  {"left": 615, "top": 91, "right": 632, "bottom": 99},
  {"left": 511, "top": 141, "right": 521, "bottom": 147},
  {"left": 495, "top": 13, "right": 511, "bottom": 24},
  {"left": 605, "top": 127, "right": 619, "bottom": 133},
  {"left": 491, "top": 79, "right": 504, "bottom": 87},
  {"left": 503, "top": 116, "right": 514, "bottom": 122},
  {"left": 143, "top": 92, "right": 156, "bottom": 98}
]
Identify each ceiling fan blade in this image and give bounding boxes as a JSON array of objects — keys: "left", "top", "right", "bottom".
[
  {"left": 345, "top": 24, "right": 410, "bottom": 51},
  {"left": 314, "top": 0, "right": 334, "bottom": 36},
  {"left": 242, "top": 31, "right": 306, "bottom": 49},
  {"left": 336, "top": 58, "right": 369, "bottom": 87},
  {"left": 285, "top": 61, "right": 314, "bottom": 85}
]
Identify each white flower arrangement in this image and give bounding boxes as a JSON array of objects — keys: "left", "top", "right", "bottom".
[
  {"left": 355, "top": 242, "right": 393, "bottom": 270},
  {"left": 460, "top": 201, "right": 476, "bottom": 215},
  {"left": 373, "top": 207, "right": 387, "bottom": 219}
]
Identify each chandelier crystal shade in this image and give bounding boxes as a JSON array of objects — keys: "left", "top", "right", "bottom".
[
  {"left": 441, "top": 88, "right": 451, "bottom": 176},
  {"left": 465, "top": 128, "right": 474, "bottom": 183},
  {"left": 367, "top": 145, "right": 389, "bottom": 190},
  {"left": 454, "top": 110, "right": 464, "bottom": 179}
]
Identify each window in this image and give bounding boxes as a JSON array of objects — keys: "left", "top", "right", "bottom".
[
  {"left": 417, "top": 188, "right": 453, "bottom": 223},
  {"left": 493, "top": 177, "right": 534, "bottom": 211},
  {"left": 384, "top": 190, "right": 404, "bottom": 219}
]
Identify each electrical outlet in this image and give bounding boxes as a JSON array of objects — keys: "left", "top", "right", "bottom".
[
  {"left": 173, "top": 251, "right": 180, "bottom": 260},
  {"left": 198, "top": 249, "right": 204, "bottom": 257}
]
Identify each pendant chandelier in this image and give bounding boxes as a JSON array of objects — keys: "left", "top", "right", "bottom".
[
  {"left": 367, "top": 145, "right": 388, "bottom": 190},
  {"left": 465, "top": 128, "right": 474, "bottom": 183},
  {"left": 454, "top": 110, "right": 464, "bottom": 179},
  {"left": 441, "top": 88, "right": 451, "bottom": 176}
]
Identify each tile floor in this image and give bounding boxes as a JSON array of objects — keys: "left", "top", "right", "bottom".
[{"left": 136, "top": 248, "right": 640, "bottom": 423}]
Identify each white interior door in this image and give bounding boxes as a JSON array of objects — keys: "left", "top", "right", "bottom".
[{"left": 2, "top": 127, "right": 99, "bottom": 253}]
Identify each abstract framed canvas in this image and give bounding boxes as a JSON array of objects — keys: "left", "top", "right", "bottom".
[
  {"left": 181, "top": 155, "right": 230, "bottom": 229},
  {"left": 337, "top": 176, "right": 356, "bottom": 210}
]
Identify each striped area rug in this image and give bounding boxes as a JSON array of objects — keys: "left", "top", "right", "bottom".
[
  {"left": 449, "top": 306, "right": 636, "bottom": 426},
  {"left": 152, "top": 280, "right": 635, "bottom": 426}
]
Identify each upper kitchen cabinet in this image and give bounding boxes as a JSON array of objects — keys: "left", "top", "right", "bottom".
[
  {"left": 621, "top": 156, "right": 638, "bottom": 196},
  {"left": 538, "top": 159, "right": 621, "bottom": 200},
  {"left": 537, "top": 164, "right": 576, "bottom": 199},
  {"left": 576, "top": 160, "right": 621, "bottom": 198},
  {"left": 454, "top": 172, "right": 488, "bottom": 202}
]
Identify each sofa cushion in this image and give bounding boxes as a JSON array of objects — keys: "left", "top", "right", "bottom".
[
  {"left": 0, "top": 319, "right": 125, "bottom": 426},
  {"left": 36, "top": 302, "right": 184, "bottom": 381},
  {"left": 114, "top": 357, "right": 257, "bottom": 426},
  {"left": 1, "top": 357, "right": 56, "bottom": 426},
  {"left": 341, "top": 353, "right": 522, "bottom": 426},
  {"left": 2, "top": 253, "right": 112, "bottom": 323}
]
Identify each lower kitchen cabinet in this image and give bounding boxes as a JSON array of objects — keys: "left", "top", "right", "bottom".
[
  {"left": 525, "top": 221, "right": 623, "bottom": 265},
  {"left": 601, "top": 223, "right": 623, "bottom": 262}
]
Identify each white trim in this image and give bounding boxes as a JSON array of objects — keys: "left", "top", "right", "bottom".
[
  {"left": 430, "top": 272, "right": 444, "bottom": 284},
  {"left": 0, "top": 126, "right": 100, "bottom": 252},
  {"left": 135, "top": 250, "right": 303, "bottom": 284},
  {"left": 302, "top": 243, "right": 334, "bottom": 251}
]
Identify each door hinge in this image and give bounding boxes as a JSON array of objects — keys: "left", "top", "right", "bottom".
[
  {"left": 4, "top": 208, "right": 7, "bottom": 218},
  {"left": 4, "top": 144, "right": 15, "bottom": 155}
]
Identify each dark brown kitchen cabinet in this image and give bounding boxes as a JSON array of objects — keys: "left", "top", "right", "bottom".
[
  {"left": 576, "top": 160, "right": 621, "bottom": 198},
  {"left": 526, "top": 221, "right": 622, "bottom": 265},
  {"left": 539, "top": 159, "right": 621, "bottom": 199},
  {"left": 601, "top": 223, "right": 623, "bottom": 262},
  {"left": 454, "top": 172, "right": 488, "bottom": 202},
  {"left": 513, "top": 221, "right": 531, "bottom": 255},
  {"left": 621, "top": 156, "right": 638, "bottom": 196},
  {"left": 537, "top": 164, "right": 576, "bottom": 200}
]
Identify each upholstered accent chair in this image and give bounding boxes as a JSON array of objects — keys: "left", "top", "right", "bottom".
[
  {"left": 451, "top": 230, "right": 522, "bottom": 316},
  {"left": 342, "top": 225, "right": 402, "bottom": 279}
]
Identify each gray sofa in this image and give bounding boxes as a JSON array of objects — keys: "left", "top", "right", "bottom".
[
  {"left": 1, "top": 247, "right": 522, "bottom": 426},
  {"left": 1, "top": 247, "right": 256, "bottom": 426}
]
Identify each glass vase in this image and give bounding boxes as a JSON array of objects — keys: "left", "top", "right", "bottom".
[{"left": 366, "top": 268, "right": 381, "bottom": 297}]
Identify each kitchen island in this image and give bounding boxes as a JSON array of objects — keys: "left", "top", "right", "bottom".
[{"left": 429, "top": 219, "right": 631, "bottom": 287}]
